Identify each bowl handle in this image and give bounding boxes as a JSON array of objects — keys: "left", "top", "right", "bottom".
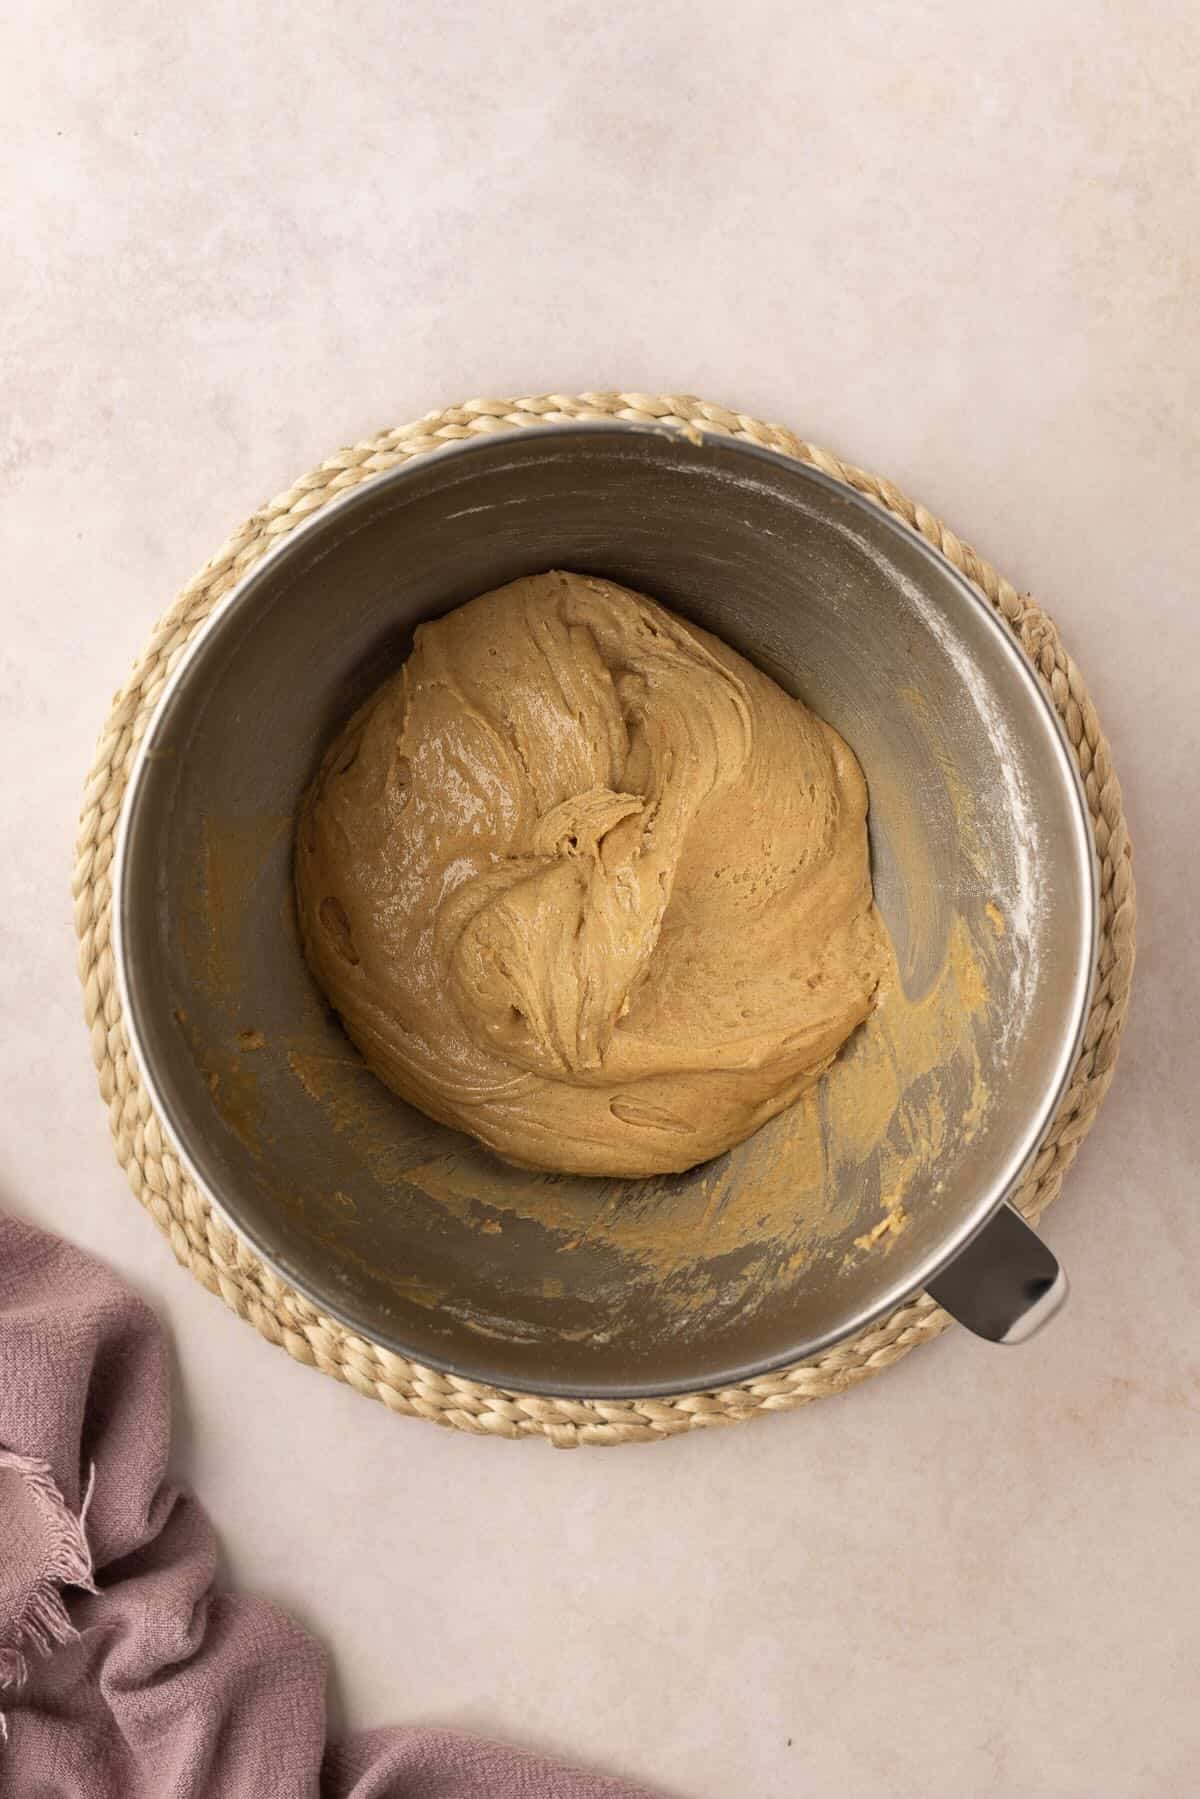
[{"left": 926, "top": 1202, "right": 1067, "bottom": 1344}]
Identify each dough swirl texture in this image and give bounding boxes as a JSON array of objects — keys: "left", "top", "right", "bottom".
[{"left": 295, "top": 572, "right": 886, "bottom": 1176}]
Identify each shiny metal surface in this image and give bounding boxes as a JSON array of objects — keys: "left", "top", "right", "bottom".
[
  {"left": 926, "top": 1202, "right": 1068, "bottom": 1343},
  {"left": 113, "top": 424, "right": 1096, "bottom": 1395}
]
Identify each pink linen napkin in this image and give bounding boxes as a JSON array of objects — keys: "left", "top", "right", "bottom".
[{"left": 0, "top": 1213, "right": 668, "bottom": 1798}]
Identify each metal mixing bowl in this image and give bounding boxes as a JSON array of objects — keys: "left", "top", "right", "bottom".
[{"left": 114, "top": 424, "right": 1096, "bottom": 1394}]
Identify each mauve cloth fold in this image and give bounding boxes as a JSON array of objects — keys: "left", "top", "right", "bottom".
[{"left": 0, "top": 1214, "right": 666, "bottom": 1798}]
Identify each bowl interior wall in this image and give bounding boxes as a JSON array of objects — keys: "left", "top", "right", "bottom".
[{"left": 118, "top": 428, "right": 1092, "bottom": 1394}]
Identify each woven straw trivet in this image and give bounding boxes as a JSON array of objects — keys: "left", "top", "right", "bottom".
[{"left": 73, "top": 394, "right": 1136, "bottom": 1447}]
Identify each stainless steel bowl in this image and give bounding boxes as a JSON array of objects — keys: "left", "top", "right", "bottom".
[{"left": 114, "top": 424, "right": 1096, "bottom": 1395}]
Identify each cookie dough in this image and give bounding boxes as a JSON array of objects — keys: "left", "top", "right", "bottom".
[{"left": 295, "top": 572, "right": 887, "bottom": 1177}]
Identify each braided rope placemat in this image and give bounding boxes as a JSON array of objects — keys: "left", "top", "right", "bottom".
[{"left": 73, "top": 394, "right": 1136, "bottom": 1446}]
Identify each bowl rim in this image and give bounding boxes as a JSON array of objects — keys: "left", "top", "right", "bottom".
[{"left": 112, "top": 420, "right": 1099, "bottom": 1395}]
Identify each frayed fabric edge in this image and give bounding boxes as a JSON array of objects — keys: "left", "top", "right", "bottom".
[{"left": 0, "top": 1452, "right": 97, "bottom": 1744}]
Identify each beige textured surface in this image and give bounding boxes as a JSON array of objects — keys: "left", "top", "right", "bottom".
[
  {"left": 5, "top": 4, "right": 1199, "bottom": 1795},
  {"left": 296, "top": 571, "right": 886, "bottom": 1177},
  {"left": 71, "top": 387, "right": 1130, "bottom": 1426},
  {"left": 69, "top": 392, "right": 1134, "bottom": 1437}
]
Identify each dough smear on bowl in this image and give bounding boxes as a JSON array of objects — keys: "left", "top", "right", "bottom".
[{"left": 295, "top": 572, "right": 888, "bottom": 1177}]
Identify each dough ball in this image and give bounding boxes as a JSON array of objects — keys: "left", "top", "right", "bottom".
[{"left": 295, "top": 572, "right": 887, "bottom": 1177}]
